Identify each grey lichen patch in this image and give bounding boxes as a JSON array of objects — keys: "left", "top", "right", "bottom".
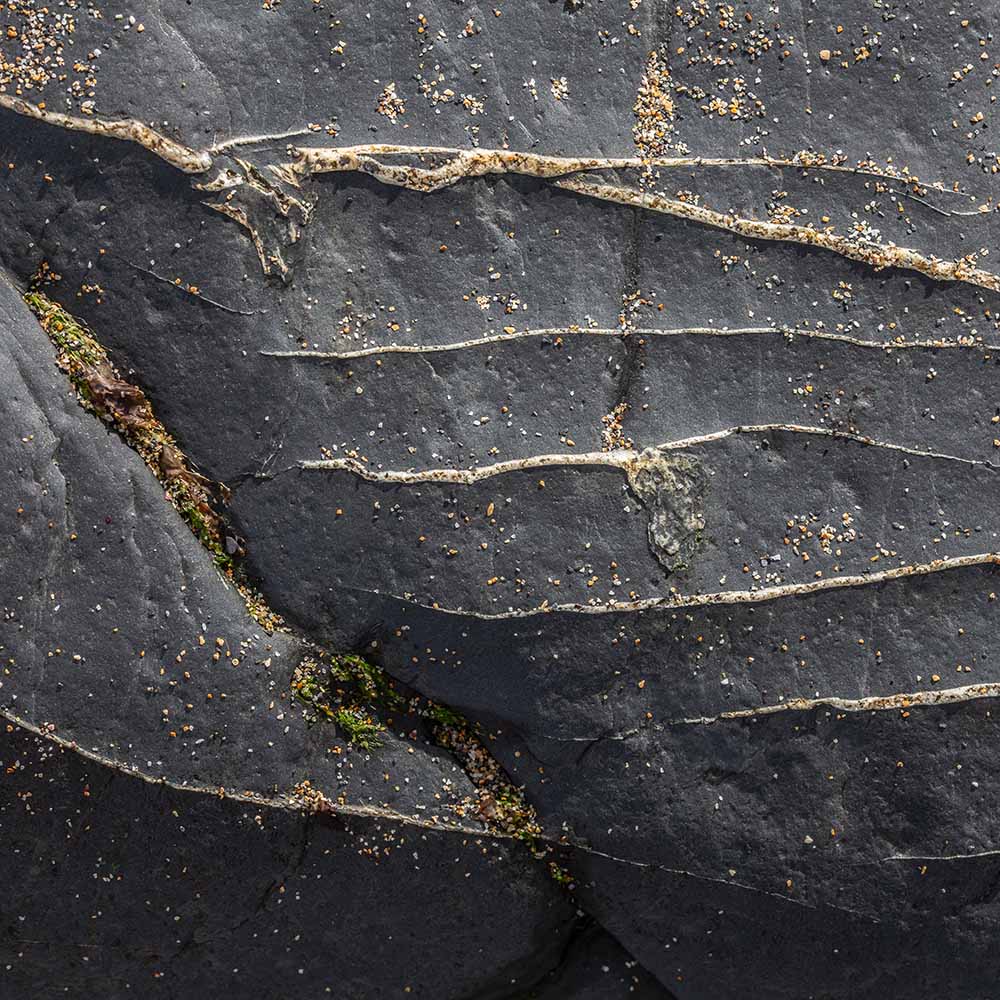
[{"left": 626, "top": 449, "right": 708, "bottom": 575}]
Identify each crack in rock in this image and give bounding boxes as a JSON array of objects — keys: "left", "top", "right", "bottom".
[{"left": 3, "top": 96, "right": 993, "bottom": 290}]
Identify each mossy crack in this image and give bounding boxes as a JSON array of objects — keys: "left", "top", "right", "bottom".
[
  {"left": 24, "top": 288, "right": 283, "bottom": 632},
  {"left": 290, "top": 654, "right": 567, "bottom": 880},
  {"left": 292, "top": 653, "right": 405, "bottom": 752},
  {"left": 24, "top": 289, "right": 572, "bottom": 889}
]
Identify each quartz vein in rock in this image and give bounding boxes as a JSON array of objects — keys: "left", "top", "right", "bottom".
[
  {"left": 262, "top": 325, "right": 1000, "bottom": 359},
  {"left": 354, "top": 552, "right": 1000, "bottom": 619},
  {"left": 0, "top": 95, "right": 212, "bottom": 173},
  {"left": 3, "top": 95, "right": 992, "bottom": 291},
  {"left": 299, "top": 423, "right": 995, "bottom": 481},
  {"left": 674, "top": 682, "right": 1000, "bottom": 726}
]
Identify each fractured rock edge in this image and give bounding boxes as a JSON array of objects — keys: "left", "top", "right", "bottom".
[
  {"left": 11, "top": 286, "right": 527, "bottom": 834},
  {"left": 0, "top": 706, "right": 487, "bottom": 835},
  {"left": 0, "top": 718, "right": 677, "bottom": 1000},
  {"left": 2, "top": 98, "right": 996, "bottom": 294}
]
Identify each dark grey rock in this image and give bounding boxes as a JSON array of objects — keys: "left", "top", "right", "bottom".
[
  {"left": 0, "top": 722, "right": 579, "bottom": 1000},
  {"left": 3, "top": 1, "right": 1000, "bottom": 996}
]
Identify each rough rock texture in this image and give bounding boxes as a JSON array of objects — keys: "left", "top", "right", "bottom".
[{"left": 2, "top": 1, "right": 1000, "bottom": 997}]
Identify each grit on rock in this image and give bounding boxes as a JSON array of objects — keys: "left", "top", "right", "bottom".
[{"left": 2, "top": 3, "right": 1000, "bottom": 998}]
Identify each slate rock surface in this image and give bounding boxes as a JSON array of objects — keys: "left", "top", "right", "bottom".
[{"left": 3, "top": 2, "right": 1000, "bottom": 998}]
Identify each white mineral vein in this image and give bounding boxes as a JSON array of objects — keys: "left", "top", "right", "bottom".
[
  {"left": 300, "top": 423, "right": 994, "bottom": 481},
  {"left": 3, "top": 96, "right": 991, "bottom": 288},
  {"left": 0, "top": 96, "right": 212, "bottom": 173},
  {"left": 348, "top": 552, "right": 1000, "bottom": 619},
  {"left": 676, "top": 682, "right": 1000, "bottom": 726},
  {"left": 262, "top": 325, "right": 1000, "bottom": 359},
  {"left": 0, "top": 706, "right": 494, "bottom": 835},
  {"left": 554, "top": 175, "right": 1000, "bottom": 293}
]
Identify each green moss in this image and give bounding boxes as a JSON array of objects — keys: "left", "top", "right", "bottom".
[
  {"left": 548, "top": 862, "right": 574, "bottom": 888},
  {"left": 330, "top": 653, "right": 406, "bottom": 712},
  {"left": 331, "top": 706, "right": 385, "bottom": 752},
  {"left": 25, "top": 290, "right": 106, "bottom": 370},
  {"left": 292, "top": 655, "right": 407, "bottom": 752},
  {"left": 424, "top": 702, "right": 465, "bottom": 729}
]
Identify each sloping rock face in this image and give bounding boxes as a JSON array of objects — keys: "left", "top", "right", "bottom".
[{"left": 2, "top": 2, "right": 1000, "bottom": 998}]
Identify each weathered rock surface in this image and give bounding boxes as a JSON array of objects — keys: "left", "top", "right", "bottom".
[
  {"left": 3, "top": 1, "right": 1000, "bottom": 997},
  {"left": 1, "top": 274, "right": 620, "bottom": 999}
]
